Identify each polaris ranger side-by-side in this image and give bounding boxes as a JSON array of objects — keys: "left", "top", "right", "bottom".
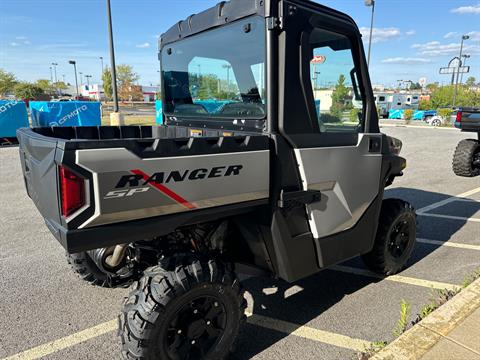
[
  {"left": 17, "top": 0, "right": 416, "bottom": 358},
  {"left": 452, "top": 107, "right": 480, "bottom": 177}
]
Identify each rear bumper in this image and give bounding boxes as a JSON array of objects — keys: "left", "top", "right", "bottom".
[{"left": 45, "top": 199, "right": 269, "bottom": 253}]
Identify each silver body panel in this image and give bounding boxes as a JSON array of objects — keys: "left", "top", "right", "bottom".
[
  {"left": 75, "top": 148, "right": 270, "bottom": 228},
  {"left": 294, "top": 134, "right": 382, "bottom": 239}
]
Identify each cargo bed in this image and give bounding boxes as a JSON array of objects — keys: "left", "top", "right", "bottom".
[{"left": 17, "top": 125, "right": 270, "bottom": 252}]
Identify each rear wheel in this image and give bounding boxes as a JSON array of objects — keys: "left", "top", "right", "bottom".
[
  {"left": 67, "top": 251, "right": 135, "bottom": 288},
  {"left": 452, "top": 139, "right": 480, "bottom": 177},
  {"left": 119, "top": 257, "right": 246, "bottom": 360},
  {"left": 362, "top": 199, "right": 416, "bottom": 275}
]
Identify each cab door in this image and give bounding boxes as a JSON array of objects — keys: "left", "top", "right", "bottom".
[{"left": 277, "top": 1, "right": 384, "bottom": 264}]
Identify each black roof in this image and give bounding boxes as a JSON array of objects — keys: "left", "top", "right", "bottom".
[
  {"left": 159, "top": 0, "right": 358, "bottom": 48},
  {"left": 160, "top": 0, "right": 264, "bottom": 47}
]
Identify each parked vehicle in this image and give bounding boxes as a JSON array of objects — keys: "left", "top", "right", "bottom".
[
  {"left": 426, "top": 115, "right": 445, "bottom": 127},
  {"left": 422, "top": 110, "right": 437, "bottom": 122},
  {"left": 17, "top": 0, "right": 416, "bottom": 358},
  {"left": 374, "top": 93, "right": 420, "bottom": 119},
  {"left": 452, "top": 107, "right": 480, "bottom": 177}
]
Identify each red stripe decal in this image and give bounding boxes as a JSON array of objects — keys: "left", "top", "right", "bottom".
[{"left": 131, "top": 169, "right": 197, "bottom": 210}]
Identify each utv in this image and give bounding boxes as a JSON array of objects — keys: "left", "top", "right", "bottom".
[{"left": 17, "top": 0, "right": 416, "bottom": 358}]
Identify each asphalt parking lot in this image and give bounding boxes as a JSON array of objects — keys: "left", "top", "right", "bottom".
[{"left": 1, "top": 125, "right": 479, "bottom": 360}]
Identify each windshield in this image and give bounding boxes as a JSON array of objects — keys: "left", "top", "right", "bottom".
[{"left": 161, "top": 16, "right": 266, "bottom": 120}]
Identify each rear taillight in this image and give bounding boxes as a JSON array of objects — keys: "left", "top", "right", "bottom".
[
  {"left": 59, "top": 166, "right": 85, "bottom": 217},
  {"left": 456, "top": 111, "right": 463, "bottom": 123}
]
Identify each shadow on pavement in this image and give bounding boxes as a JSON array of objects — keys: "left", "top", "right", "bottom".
[{"left": 233, "top": 187, "right": 478, "bottom": 358}]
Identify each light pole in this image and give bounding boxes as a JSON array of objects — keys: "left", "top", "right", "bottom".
[
  {"left": 107, "top": 0, "right": 121, "bottom": 124},
  {"left": 365, "top": 0, "right": 375, "bottom": 68},
  {"left": 51, "top": 62, "right": 58, "bottom": 83},
  {"left": 100, "top": 56, "right": 104, "bottom": 73},
  {"left": 62, "top": 74, "right": 66, "bottom": 83},
  {"left": 79, "top": 72, "right": 83, "bottom": 86},
  {"left": 51, "top": 62, "right": 58, "bottom": 95},
  {"left": 85, "top": 75, "right": 92, "bottom": 87},
  {"left": 222, "top": 64, "right": 232, "bottom": 92},
  {"left": 460, "top": 54, "right": 470, "bottom": 85},
  {"left": 68, "top": 60, "right": 79, "bottom": 98},
  {"left": 453, "top": 35, "right": 469, "bottom": 108}
]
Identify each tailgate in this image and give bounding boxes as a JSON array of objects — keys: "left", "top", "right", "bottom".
[
  {"left": 455, "top": 108, "right": 480, "bottom": 131},
  {"left": 17, "top": 128, "right": 62, "bottom": 229}
]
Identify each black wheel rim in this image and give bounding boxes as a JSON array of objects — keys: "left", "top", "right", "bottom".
[
  {"left": 166, "top": 295, "right": 227, "bottom": 360},
  {"left": 387, "top": 216, "right": 412, "bottom": 259}
]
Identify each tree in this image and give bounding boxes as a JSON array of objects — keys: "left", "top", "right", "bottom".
[
  {"left": 0, "top": 69, "right": 17, "bottom": 97},
  {"left": 330, "top": 74, "right": 351, "bottom": 119},
  {"left": 410, "top": 82, "right": 422, "bottom": 90},
  {"left": 116, "top": 65, "right": 139, "bottom": 87},
  {"left": 118, "top": 80, "right": 143, "bottom": 101},
  {"left": 35, "top": 79, "right": 53, "bottom": 94},
  {"left": 431, "top": 85, "right": 480, "bottom": 108},
  {"left": 54, "top": 81, "right": 68, "bottom": 91},
  {"left": 465, "top": 77, "right": 476, "bottom": 87},
  {"left": 418, "top": 99, "right": 432, "bottom": 110},
  {"left": 13, "top": 82, "right": 44, "bottom": 99},
  {"left": 425, "top": 83, "right": 439, "bottom": 93},
  {"left": 102, "top": 67, "right": 113, "bottom": 100}
]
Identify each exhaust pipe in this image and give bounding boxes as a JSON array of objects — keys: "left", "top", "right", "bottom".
[
  {"left": 104, "top": 244, "right": 129, "bottom": 268},
  {"left": 87, "top": 244, "right": 129, "bottom": 272}
]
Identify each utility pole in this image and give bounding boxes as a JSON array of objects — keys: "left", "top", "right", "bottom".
[
  {"left": 453, "top": 35, "right": 469, "bottom": 108},
  {"left": 365, "top": 0, "right": 376, "bottom": 68},
  {"left": 107, "top": 0, "right": 122, "bottom": 125},
  {"left": 68, "top": 60, "right": 79, "bottom": 98}
]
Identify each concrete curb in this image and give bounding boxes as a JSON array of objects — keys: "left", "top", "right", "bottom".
[{"left": 371, "top": 277, "right": 480, "bottom": 360}]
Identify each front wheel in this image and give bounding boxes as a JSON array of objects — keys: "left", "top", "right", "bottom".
[
  {"left": 119, "top": 257, "right": 246, "bottom": 360},
  {"left": 362, "top": 199, "right": 416, "bottom": 275}
]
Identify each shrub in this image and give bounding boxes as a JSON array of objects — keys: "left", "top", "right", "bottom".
[
  {"left": 403, "top": 109, "right": 414, "bottom": 123},
  {"left": 321, "top": 113, "right": 342, "bottom": 124},
  {"left": 350, "top": 108, "right": 360, "bottom": 123},
  {"left": 418, "top": 99, "right": 431, "bottom": 110},
  {"left": 437, "top": 108, "right": 453, "bottom": 120}
]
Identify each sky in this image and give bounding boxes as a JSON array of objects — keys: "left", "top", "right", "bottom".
[{"left": 0, "top": 0, "right": 479, "bottom": 88}]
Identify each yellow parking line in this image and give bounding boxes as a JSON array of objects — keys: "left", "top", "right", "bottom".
[
  {"left": 332, "top": 265, "right": 458, "bottom": 291},
  {"left": 3, "top": 312, "right": 371, "bottom": 360},
  {"left": 417, "top": 238, "right": 480, "bottom": 251},
  {"left": 2, "top": 320, "right": 117, "bottom": 360},
  {"left": 418, "top": 212, "right": 480, "bottom": 223},
  {"left": 417, "top": 187, "right": 480, "bottom": 214},
  {"left": 246, "top": 312, "right": 370, "bottom": 351}
]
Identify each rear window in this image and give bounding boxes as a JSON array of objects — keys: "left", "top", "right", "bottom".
[{"left": 161, "top": 17, "right": 266, "bottom": 120}]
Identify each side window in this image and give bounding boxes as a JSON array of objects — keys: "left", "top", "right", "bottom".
[
  {"left": 309, "top": 28, "right": 363, "bottom": 133},
  {"left": 379, "top": 96, "right": 386, "bottom": 102}
]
